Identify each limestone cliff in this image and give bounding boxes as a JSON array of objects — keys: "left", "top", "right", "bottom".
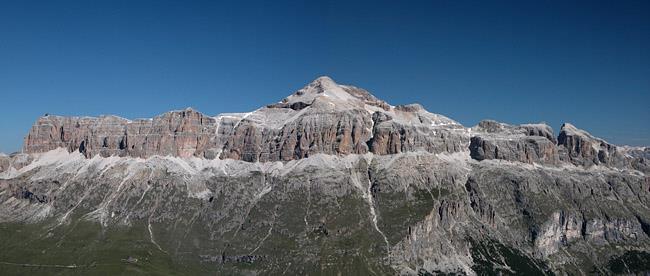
[{"left": 23, "top": 77, "right": 468, "bottom": 161}]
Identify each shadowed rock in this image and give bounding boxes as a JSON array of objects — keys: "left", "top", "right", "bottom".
[
  {"left": 557, "top": 123, "right": 626, "bottom": 167},
  {"left": 469, "top": 120, "right": 559, "bottom": 164}
]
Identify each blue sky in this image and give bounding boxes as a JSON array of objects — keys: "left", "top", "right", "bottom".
[{"left": 1, "top": 0, "right": 648, "bottom": 153}]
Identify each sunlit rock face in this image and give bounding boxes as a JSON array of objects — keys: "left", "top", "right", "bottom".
[
  {"left": 469, "top": 120, "right": 559, "bottom": 165},
  {"left": 23, "top": 109, "right": 219, "bottom": 158},
  {"left": 23, "top": 76, "right": 468, "bottom": 162},
  {"left": 3, "top": 77, "right": 649, "bottom": 275}
]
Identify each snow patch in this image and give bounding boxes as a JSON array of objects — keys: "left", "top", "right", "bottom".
[
  {"left": 255, "top": 184, "right": 273, "bottom": 200},
  {"left": 348, "top": 157, "right": 390, "bottom": 256},
  {"left": 0, "top": 167, "right": 18, "bottom": 179}
]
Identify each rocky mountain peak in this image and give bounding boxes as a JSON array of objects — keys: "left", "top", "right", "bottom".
[
  {"left": 310, "top": 75, "right": 339, "bottom": 90},
  {"left": 269, "top": 76, "right": 390, "bottom": 112},
  {"left": 560, "top": 122, "right": 598, "bottom": 140},
  {"left": 22, "top": 77, "right": 470, "bottom": 162}
]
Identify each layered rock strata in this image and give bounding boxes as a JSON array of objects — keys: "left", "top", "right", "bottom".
[
  {"left": 469, "top": 120, "right": 559, "bottom": 165},
  {"left": 23, "top": 77, "right": 468, "bottom": 162},
  {"left": 20, "top": 77, "right": 648, "bottom": 172}
]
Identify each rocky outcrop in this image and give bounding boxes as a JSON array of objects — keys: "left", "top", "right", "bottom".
[
  {"left": 534, "top": 211, "right": 584, "bottom": 257},
  {"left": 555, "top": 123, "right": 650, "bottom": 173},
  {"left": 557, "top": 123, "right": 626, "bottom": 167},
  {"left": 534, "top": 211, "right": 646, "bottom": 257},
  {"left": 469, "top": 120, "right": 559, "bottom": 164},
  {"left": 0, "top": 153, "right": 32, "bottom": 174},
  {"left": 521, "top": 123, "right": 557, "bottom": 143},
  {"left": 619, "top": 146, "right": 650, "bottom": 172},
  {"left": 219, "top": 110, "right": 374, "bottom": 162},
  {"left": 23, "top": 109, "right": 220, "bottom": 158},
  {"left": 367, "top": 104, "right": 468, "bottom": 155},
  {"left": 468, "top": 120, "right": 649, "bottom": 172},
  {"left": 0, "top": 155, "right": 9, "bottom": 172}
]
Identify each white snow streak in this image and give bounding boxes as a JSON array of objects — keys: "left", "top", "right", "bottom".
[
  {"left": 249, "top": 213, "right": 276, "bottom": 255},
  {"left": 255, "top": 184, "right": 272, "bottom": 200},
  {"left": 148, "top": 221, "right": 166, "bottom": 253},
  {"left": 349, "top": 160, "right": 390, "bottom": 256}
]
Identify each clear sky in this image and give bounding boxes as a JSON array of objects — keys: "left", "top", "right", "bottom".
[{"left": 1, "top": 0, "right": 648, "bottom": 153}]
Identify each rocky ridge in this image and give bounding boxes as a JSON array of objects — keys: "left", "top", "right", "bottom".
[
  {"left": 22, "top": 76, "right": 468, "bottom": 162},
  {"left": 21, "top": 76, "right": 647, "bottom": 172}
]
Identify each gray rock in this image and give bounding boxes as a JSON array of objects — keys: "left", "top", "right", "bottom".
[
  {"left": 23, "top": 77, "right": 468, "bottom": 161},
  {"left": 1, "top": 148, "right": 647, "bottom": 274},
  {"left": 557, "top": 123, "right": 627, "bottom": 168},
  {"left": 469, "top": 120, "right": 559, "bottom": 164},
  {"left": 23, "top": 109, "right": 220, "bottom": 158}
]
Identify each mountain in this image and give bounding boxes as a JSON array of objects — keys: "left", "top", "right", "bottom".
[
  {"left": 22, "top": 76, "right": 467, "bottom": 161},
  {"left": 1, "top": 77, "right": 648, "bottom": 275}
]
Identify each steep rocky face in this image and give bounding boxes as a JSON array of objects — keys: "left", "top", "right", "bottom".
[
  {"left": 124, "top": 109, "right": 219, "bottom": 158},
  {"left": 23, "top": 109, "right": 220, "bottom": 158},
  {"left": 0, "top": 153, "right": 31, "bottom": 175},
  {"left": 0, "top": 155, "right": 8, "bottom": 172},
  {"left": 2, "top": 77, "right": 649, "bottom": 275},
  {"left": 368, "top": 104, "right": 468, "bottom": 155},
  {"left": 469, "top": 120, "right": 559, "bottom": 164},
  {"left": 23, "top": 77, "right": 467, "bottom": 162},
  {"left": 219, "top": 109, "right": 374, "bottom": 162},
  {"left": 555, "top": 123, "right": 650, "bottom": 173},
  {"left": 468, "top": 120, "right": 648, "bottom": 173},
  {"left": 619, "top": 146, "right": 650, "bottom": 173},
  {"left": 557, "top": 123, "right": 628, "bottom": 167}
]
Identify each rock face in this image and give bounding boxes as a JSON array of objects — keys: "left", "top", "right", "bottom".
[
  {"left": 23, "top": 77, "right": 468, "bottom": 162},
  {"left": 557, "top": 123, "right": 627, "bottom": 167},
  {"left": 22, "top": 109, "right": 219, "bottom": 158},
  {"left": 469, "top": 120, "right": 559, "bottom": 164},
  {"left": 0, "top": 153, "right": 31, "bottom": 174},
  {"left": 2, "top": 76, "right": 649, "bottom": 275},
  {"left": 468, "top": 120, "right": 648, "bottom": 173},
  {"left": 0, "top": 155, "right": 8, "bottom": 172}
]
